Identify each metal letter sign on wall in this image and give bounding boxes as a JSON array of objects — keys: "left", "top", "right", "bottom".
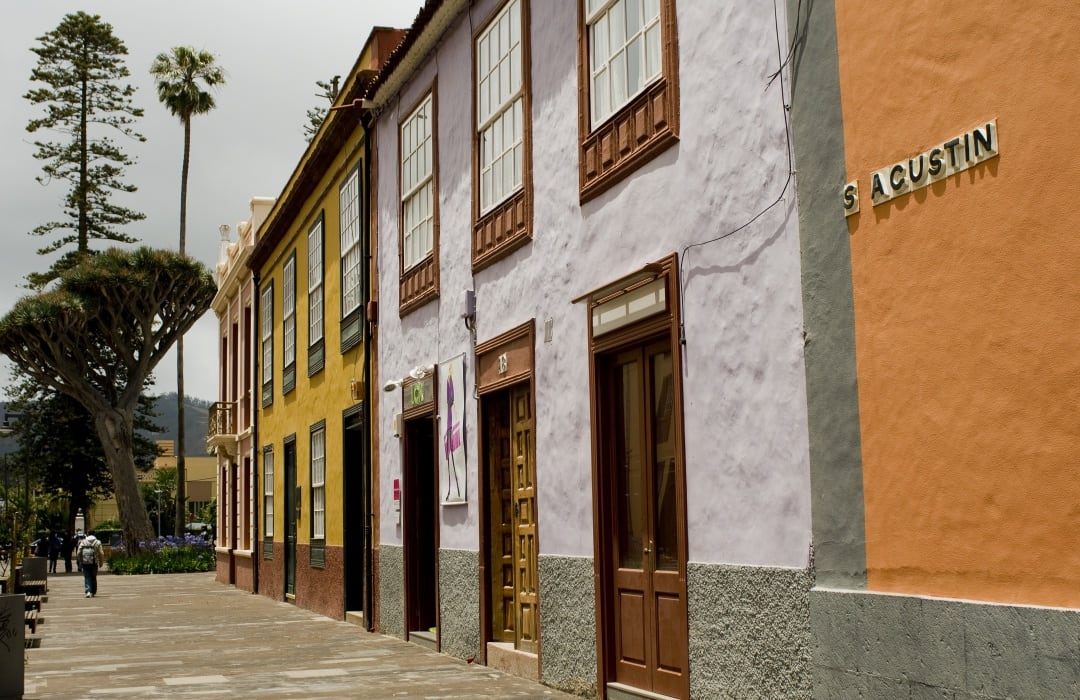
[{"left": 842, "top": 119, "right": 999, "bottom": 216}]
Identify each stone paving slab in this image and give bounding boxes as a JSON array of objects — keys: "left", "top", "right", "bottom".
[{"left": 23, "top": 570, "right": 581, "bottom": 698}]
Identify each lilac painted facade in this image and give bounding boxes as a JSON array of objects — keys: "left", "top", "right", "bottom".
[{"left": 370, "top": 1, "right": 813, "bottom": 697}]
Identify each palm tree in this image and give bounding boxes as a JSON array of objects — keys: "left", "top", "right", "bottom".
[{"left": 150, "top": 46, "right": 224, "bottom": 536}]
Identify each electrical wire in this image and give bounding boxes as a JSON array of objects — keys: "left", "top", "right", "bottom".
[
  {"left": 767, "top": 0, "right": 804, "bottom": 89},
  {"left": 678, "top": 0, "right": 798, "bottom": 344}
]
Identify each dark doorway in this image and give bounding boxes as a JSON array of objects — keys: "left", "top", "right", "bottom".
[
  {"left": 403, "top": 415, "right": 438, "bottom": 642},
  {"left": 284, "top": 436, "right": 298, "bottom": 598},
  {"left": 343, "top": 405, "right": 368, "bottom": 624}
]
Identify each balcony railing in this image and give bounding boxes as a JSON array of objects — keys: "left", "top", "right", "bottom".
[
  {"left": 207, "top": 401, "right": 237, "bottom": 439},
  {"left": 207, "top": 401, "right": 240, "bottom": 458}
]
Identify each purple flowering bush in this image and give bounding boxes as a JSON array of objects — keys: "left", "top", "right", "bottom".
[{"left": 109, "top": 534, "right": 215, "bottom": 574}]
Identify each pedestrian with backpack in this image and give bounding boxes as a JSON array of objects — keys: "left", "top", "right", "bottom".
[{"left": 77, "top": 533, "right": 104, "bottom": 598}]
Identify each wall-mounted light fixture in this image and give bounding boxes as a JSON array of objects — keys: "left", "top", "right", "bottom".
[
  {"left": 463, "top": 289, "right": 476, "bottom": 331},
  {"left": 409, "top": 364, "right": 434, "bottom": 380}
]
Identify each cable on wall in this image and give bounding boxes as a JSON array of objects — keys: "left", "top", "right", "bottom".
[{"left": 677, "top": 0, "right": 798, "bottom": 346}]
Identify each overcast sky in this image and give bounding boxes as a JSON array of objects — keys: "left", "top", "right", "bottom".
[{"left": 0, "top": 1, "right": 423, "bottom": 403}]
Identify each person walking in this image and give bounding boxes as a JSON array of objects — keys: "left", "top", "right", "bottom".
[
  {"left": 77, "top": 533, "right": 105, "bottom": 598},
  {"left": 74, "top": 530, "right": 86, "bottom": 572},
  {"left": 48, "top": 531, "right": 62, "bottom": 573},
  {"left": 62, "top": 535, "right": 74, "bottom": 573}
]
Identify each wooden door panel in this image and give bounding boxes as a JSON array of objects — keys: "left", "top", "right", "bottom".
[
  {"left": 654, "top": 590, "right": 686, "bottom": 673},
  {"left": 512, "top": 385, "right": 539, "bottom": 653},
  {"left": 618, "top": 589, "right": 646, "bottom": 664},
  {"left": 487, "top": 398, "right": 515, "bottom": 643}
]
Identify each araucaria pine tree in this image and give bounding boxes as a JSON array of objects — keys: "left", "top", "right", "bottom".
[{"left": 24, "top": 11, "right": 145, "bottom": 289}]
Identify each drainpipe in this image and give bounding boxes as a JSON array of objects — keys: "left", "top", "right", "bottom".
[
  {"left": 361, "top": 111, "right": 375, "bottom": 631},
  {"left": 251, "top": 269, "right": 261, "bottom": 595}
]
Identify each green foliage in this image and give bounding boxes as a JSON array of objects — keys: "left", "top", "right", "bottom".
[
  {"left": 4, "top": 370, "right": 165, "bottom": 534},
  {"left": 304, "top": 75, "right": 340, "bottom": 143},
  {"left": 108, "top": 534, "right": 215, "bottom": 574},
  {"left": 24, "top": 11, "right": 145, "bottom": 288},
  {"left": 93, "top": 519, "right": 121, "bottom": 531},
  {"left": 150, "top": 46, "right": 225, "bottom": 122},
  {"left": 0, "top": 247, "right": 217, "bottom": 550}
]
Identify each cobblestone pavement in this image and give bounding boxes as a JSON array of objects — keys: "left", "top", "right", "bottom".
[{"left": 23, "top": 570, "right": 581, "bottom": 699}]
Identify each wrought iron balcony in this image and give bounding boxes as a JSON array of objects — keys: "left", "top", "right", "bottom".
[{"left": 206, "top": 401, "right": 239, "bottom": 457}]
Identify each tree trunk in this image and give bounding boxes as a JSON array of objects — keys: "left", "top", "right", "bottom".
[
  {"left": 94, "top": 408, "right": 154, "bottom": 549},
  {"left": 174, "top": 115, "right": 193, "bottom": 536},
  {"left": 175, "top": 343, "right": 186, "bottom": 536},
  {"left": 78, "top": 69, "right": 89, "bottom": 254}
]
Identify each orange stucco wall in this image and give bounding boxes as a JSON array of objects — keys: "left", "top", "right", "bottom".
[{"left": 836, "top": 1, "right": 1080, "bottom": 606}]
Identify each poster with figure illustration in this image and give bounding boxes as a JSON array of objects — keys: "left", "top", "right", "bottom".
[{"left": 438, "top": 354, "right": 467, "bottom": 504}]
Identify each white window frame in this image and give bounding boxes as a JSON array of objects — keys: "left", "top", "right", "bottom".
[
  {"left": 310, "top": 426, "right": 326, "bottom": 540},
  {"left": 260, "top": 283, "right": 273, "bottom": 400},
  {"left": 477, "top": 0, "right": 524, "bottom": 214},
  {"left": 587, "top": 0, "right": 662, "bottom": 128},
  {"left": 308, "top": 219, "right": 324, "bottom": 348},
  {"left": 401, "top": 93, "right": 434, "bottom": 270},
  {"left": 339, "top": 168, "right": 362, "bottom": 318},
  {"left": 282, "top": 255, "right": 296, "bottom": 372},
  {"left": 263, "top": 447, "right": 275, "bottom": 537}
]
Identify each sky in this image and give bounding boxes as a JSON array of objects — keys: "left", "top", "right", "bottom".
[{"left": 0, "top": 0, "right": 424, "bottom": 403}]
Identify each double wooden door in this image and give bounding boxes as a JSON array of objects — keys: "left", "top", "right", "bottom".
[
  {"left": 598, "top": 339, "right": 688, "bottom": 698},
  {"left": 486, "top": 384, "right": 539, "bottom": 652}
]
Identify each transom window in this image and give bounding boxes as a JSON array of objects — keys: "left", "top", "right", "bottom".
[
  {"left": 340, "top": 168, "right": 362, "bottom": 318},
  {"left": 477, "top": 0, "right": 523, "bottom": 213},
  {"left": 401, "top": 94, "right": 434, "bottom": 270},
  {"left": 310, "top": 426, "right": 326, "bottom": 540},
  {"left": 587, "top": 0, "right": 662, "bottom": 127},
  {"left": 263, "top": 447, "right": 274, "bottom": 537}
]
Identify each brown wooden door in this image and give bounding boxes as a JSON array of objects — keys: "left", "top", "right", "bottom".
[
  {"left": 487, "top": 396, "right": 516, "bottom": 643},
  {"left": 485, "top": 385, "right": 539, "bottom": 652},
  {"left": 511, "top": 385, "right": 538, "bottom": 652},
  {"left": 602, "top": 340, "right": 687, "bottom": 698}
]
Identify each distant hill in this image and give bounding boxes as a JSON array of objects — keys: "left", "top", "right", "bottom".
[
  {"left": 146, "top": 393, "right": 213, "bottom": 457},
  {"left": 2, "top": 394, "right": 213, "bottom": 457}
]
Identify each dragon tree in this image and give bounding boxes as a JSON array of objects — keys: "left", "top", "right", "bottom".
[{"left": 0, "top": 247, "right": 216, "bottom": 549}]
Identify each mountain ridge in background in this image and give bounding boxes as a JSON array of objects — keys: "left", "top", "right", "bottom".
[
  {"left": 147, "top": 392, "right": 212, "bottom": 457},
  {"left": 0, "top": 393, "right": 212, "bottom": 457}
]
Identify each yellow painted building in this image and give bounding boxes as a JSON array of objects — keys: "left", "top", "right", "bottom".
[{"left": 250, "top": 28, "right": 403, "bottom": 622}]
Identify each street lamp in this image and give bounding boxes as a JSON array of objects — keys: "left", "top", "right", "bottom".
[
  {"left": 154, "top": 489, "right": 162, "bottom": 536},
  {"left": 0, "top": 412, "right": 20, "bottom": 437}
]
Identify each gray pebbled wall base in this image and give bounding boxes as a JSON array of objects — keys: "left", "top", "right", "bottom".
[
  {"left": 687, "top": 563, "right": 813, "bottom": 699},
  {"left": 378, "top": 544, "right": 404, "bottom": 639},
  {"left": 439, "top": 548, "right": 480, "bottom": 661},
  {"left": 812, "top": 588, "right": 1080, "bottom": 699},
  {"left": 539, "top": 554, "right": 598, "bottom": 698}
]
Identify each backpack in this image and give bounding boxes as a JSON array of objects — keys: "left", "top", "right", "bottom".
[{"left": 79, "top": 543, "right": 96, "bottom": 565}]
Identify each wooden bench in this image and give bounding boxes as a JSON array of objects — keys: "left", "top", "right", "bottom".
[
  {"left": 25, "top": 609, "right": 38, "bottom": 633},
  {"left": 24, "top": 594, "right": 41, "bottom": 611}
]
